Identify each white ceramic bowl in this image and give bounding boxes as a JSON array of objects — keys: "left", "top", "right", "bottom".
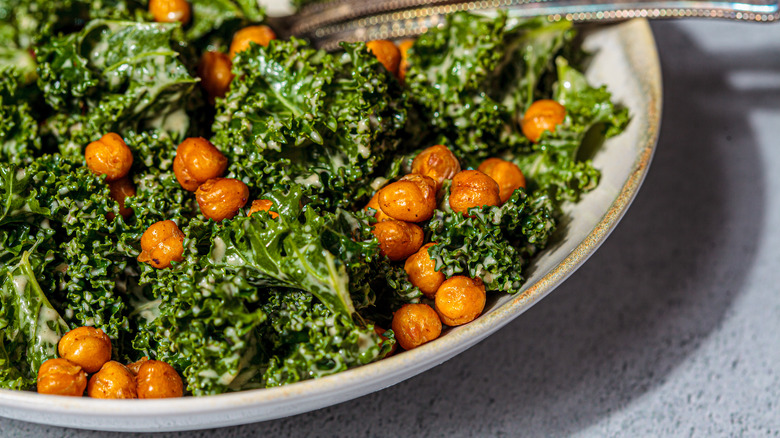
[{"left": 0, "top": 18, "right": 661, "bottom": 432}]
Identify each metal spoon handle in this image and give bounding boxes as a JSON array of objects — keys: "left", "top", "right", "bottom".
[{"left": 291, "top": 0, "right": 779, "bottom": 49}]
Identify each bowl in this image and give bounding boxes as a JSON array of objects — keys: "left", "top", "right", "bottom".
[{"left": 0, "top": 17, "right": 661, "bottom": 432}]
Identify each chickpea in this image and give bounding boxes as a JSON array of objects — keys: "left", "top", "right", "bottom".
[
  {"left": 477, "top": 158, "right": 526, "bottom": 204},
  {"left": 364, "top": 192, "right": 392, "bottom": 222},
  {"left": 84, "top": 133, "right": 133, "bottom": 182},
  {"left": 371, "top": 220, "right": 423, "bottom": 261},
  {"left": 404, "top": 243, "right": 445, "bottom": 299},
  {"left": 449, "top": 170, "right": 501, "bottom": 215},
  {"left": 247, "top": 199, "right": 279, "bottom": 219},
  {"left": 57, "top": 326, "right": 112, "bottom": 374},
  {"left": 136, "top": 360, "right": 184, "bottom": 399},
  {"left": 434, "top": 276, "right": 486, "bottom": 326},
  {"left": 397, "top": 39, "right": 414, "bottom": 81},
  {"left": 126, "top": 357, "right": 149, "bottom": 375},
  {"left": 378, "top": 174, "right": 437, "bottom": 223},
  {"left": 37, "top": 358, "right": 87, "bottom": 397},
  {"left": 197, "top": 51, "right": 234, "bottom": 103},
  {"left": 87, "top": 361, "right": 138, "bottom": 399},
  {"left": 374, "top": 326, "right": 398, "bottom": 356},
  {"left": 366, "top": 40, "right": 401, "bottom": 76},
  {"left": 391, "top": 303, "right": 442, "bottom": 350},
  {"left": 195, "top": 178, "right": 249, "bottom": 222},
  {"left": 107, "top": 176, "right": 135, "bottom": 219},
  {"left": 521, "top": 99, "right": 566, "bottom": 143},
  {"left": 411, "top": 144, "right": 461, "bottom": 189},
  {"left": 229, "top": 25, "right": 277, "bottom": 59},
  {"left": 173, "top": 137, "right": 228, "bottom": 192},
  {"left": 137, "top": 220, "right": 185, "bottom": 269},
  {"left": 149, "top": 0, "right": 191, "bottom": 24}
]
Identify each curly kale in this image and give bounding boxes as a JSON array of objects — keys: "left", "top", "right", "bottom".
[
  {"left": 426, "top": 188, "right": 555, "bottom": 293},
  {"left": 185, "top": 0, "right": 265, "bottom": 50},
  {"left": 514, "top": 57, "right": 629, "bottom": 203},
  {"left": 0, "top": 68, "right": 41, "bottom": 163},
  {"left": 213, "top": 38, "right": 407, "bottom": 209},
  {"left": 37, "top": 19, "right": 199, "bottom": 155}
]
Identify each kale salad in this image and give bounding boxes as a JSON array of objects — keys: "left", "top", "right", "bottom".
[{"left": 0, "top": 0, "right": 628, "bottom": 397}]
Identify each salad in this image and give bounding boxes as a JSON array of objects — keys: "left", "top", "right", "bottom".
[{"left": 0, "top": 0, "right": 628, "bottom": 397}]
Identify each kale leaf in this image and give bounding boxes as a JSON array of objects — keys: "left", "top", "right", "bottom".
[
  {"left": 37, "top": 19, "right": 198, "bottom": 155},
  {"left": 213, "top": 38, "right": 407, "bottom": 209}
]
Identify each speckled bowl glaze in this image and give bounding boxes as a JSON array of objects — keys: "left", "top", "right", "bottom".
[{"left": 0, "top": 18, "right": 661, "bottom": 432}]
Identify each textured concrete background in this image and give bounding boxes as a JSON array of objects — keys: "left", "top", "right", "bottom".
[{"left": 2, "top": 19, "right": 780, "bottom": 437}]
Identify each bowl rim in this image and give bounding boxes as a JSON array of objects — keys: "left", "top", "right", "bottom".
[{"left": 0, "top": 17, "right": 662, "bottom": 430}]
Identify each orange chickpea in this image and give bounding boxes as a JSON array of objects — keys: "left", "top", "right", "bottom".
[
  {"left": 137, "top": 220, "right": 185, "bottom": 269},
  {"left": 197, "top": 51, "right": 234, "bottom": 103},
  {"left": 411, "top": 144, "right": 461, "bottom": 189},
  {"left": 173, "top": 137, "right": 228, "bottom": 192},
  {"left": 521, "top": 99, "right": 566, "bottom": 143},
  {"left": 195, "top": 178, "right": 249, "bottom": 222},
  {"left": 366, "top": 40, "right": 401, "bottom": 76},
  {"left": 85, "top": 133, "right": 133, "bottom": 182},
  {"left": 364, "top": 192, "right": 392, "bottom": 222},
  {"left": 397, "top": 39, "right": 414, "bottom": 81},
  {"left": 108, "top": 176, "right": 135, "bottom": 219},
  {"left": 378, "top": 174, "right": 437, "bottom": 223},
  {"left": 434, "top": 276, "right": 486, "bottom": 326},
  {"left": 37, "top": 358, "right": 87, "bottom": 397},
  {"left": 136, "top": 360, "right": 184, "bottom": 399},
  {"left": 248, "top": 199, "right": 279, "bottom": 219},
  {"left": 391, "top": 303, "right": 442, "bottom": 350},
  {"left": 87, "top": 361, "right": 137, "bottom": 399},
  {"left": 404, "top": 243, "right": 445, "bottom": 299},
  {"left": 229, "top": 25, "right": 276, "bottom": 59},
  {"left": 371, "top": 220, "right": 423, "bottom": 261},
  {"left": 477, "top": 158, "right": 526, "bottom": 204},
  {"left": 57, "top": 326, "right": 112, "bottom": 374},
  {"left": 449, "top": 170, "right": 501, "bottom": 215},
  {"left": 374, "top": 326, "right": 398, "bottom": 357},
  {"left": 149, "top": 0, "right": 191, "bottom": 24}
]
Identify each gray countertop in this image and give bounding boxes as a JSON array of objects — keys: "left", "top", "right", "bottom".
[{"left": 3, "top": 19, "right": 780, "bottom": 438}]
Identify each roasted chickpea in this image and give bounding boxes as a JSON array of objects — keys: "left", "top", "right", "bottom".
[
  {"left": 378, "top": 174, "right": 437, "bottom": 222},
  {"left": 374, "top": 326, "right": 398, "bottom": 357},
  {"left": 229, "top": 25, "right": 277, "bottom": 58},
  {"left": 521, "top": 99, "right": 566, "bottom": 143},
  {"left": 364, "top": 192, "right": 392, "bottom": 222},
  {"left": 449, "top": 170, "right": 501, "bottom": 215},
  {"left": 136, "top": 360, "right": 184, "bottom": 399},
  {"left": 37, "top": 358, "right": 87, "bottom": 397},
  {"left": 149, "top": 0, "right": 191, "bottom": 24},
  {"left": 397, "top": 39, "right": 414, "bottom": 81},
  {"left": 107, "top": 176, "right": 135, "bottom": 219},
  {"left": 477, "top": 158, "right": 526, "bottom": 204},
  {"left": 435, "top": 276, "right": 486, "bottom": 326},
  {"left": 195, "top": 178, "right": 249, "bottom": 222},
  {"left": 366, "top": 40, "right": 401, "bottom": 76},
  {"left": 391, "top": 303, "right": 442, "bottom": 350},
  {"left": 126, "top": 357, "right": 149, "bottom": 375},
  {"left": 197, "top": 51, "right": 234, "bottom": 103},
  {"left": 137, "top": 220, "right": 185, "bottom": 269},
  {"left": 248, "top": 199, "right": 279, "bottom": 219},
  {"left": 173, "top": 137, "right": 228, "bottom": 192},
  {"left": 85, "top": 133, "right": 133, "bottom": 182},
  {"left": 57, "top": 326, "right": 112, "bottom": 374},
  {"left": 411, "top": 144, "right": 461, "bottom": 189},
  {"left": 404, "top": 243, "right": 445, "bottom": 299},
  {"left": 371, "top": 220, "right": 423, "bottom": 261},
  {"left": 87, "top": 361, "right": 137, "bottom": 399}
]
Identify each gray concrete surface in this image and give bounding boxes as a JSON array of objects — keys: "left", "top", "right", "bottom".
[{"left": 2, "top": 19, "right": 779, "bottom": 437}]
